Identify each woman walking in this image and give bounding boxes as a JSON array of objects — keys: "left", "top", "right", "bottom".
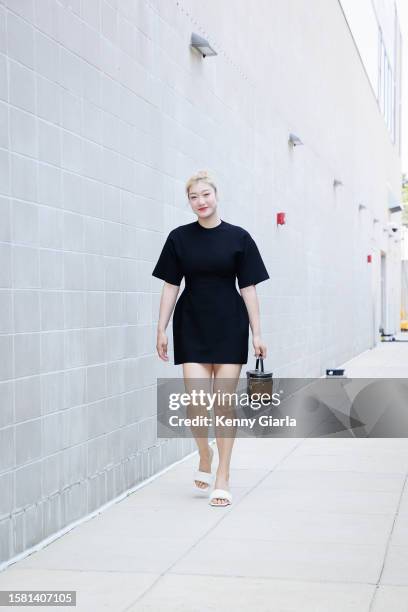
[{"left": 152, "top": 171, "right": 269, "bottom": 506}]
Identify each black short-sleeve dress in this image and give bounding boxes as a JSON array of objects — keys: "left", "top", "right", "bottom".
[{"left": 152, "top": 219, "right": 269, "bottom": 365}]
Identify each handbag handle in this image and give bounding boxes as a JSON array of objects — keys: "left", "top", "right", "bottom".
[{"left": 255, "top": 356, "right": 264, "bottom": 372}]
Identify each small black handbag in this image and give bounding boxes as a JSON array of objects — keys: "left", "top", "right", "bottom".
[{"left": 245, "top": 356, "right": 273, "bottom": 411}]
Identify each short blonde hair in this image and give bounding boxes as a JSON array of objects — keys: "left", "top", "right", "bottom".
[{"left": 185, "top": 170, "right": 218, "bottom": 198}]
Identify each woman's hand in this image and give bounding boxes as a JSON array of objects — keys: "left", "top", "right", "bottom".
[
  {"left": 253, "top": 334, "right": 267, "bottom": 358},
  {"left": 156, "top": 330, "right": 169, "bottom": 361}
]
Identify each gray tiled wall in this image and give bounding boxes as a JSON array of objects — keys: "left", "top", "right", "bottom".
[{"left": 0, "top": 0, "right": 197, "bottom": 565}]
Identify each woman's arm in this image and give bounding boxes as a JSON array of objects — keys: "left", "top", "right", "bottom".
[
  {"left": 240, "top": 285, "right": 267, "bottom": 358},
  {"left": 156, "top": 282, "right": 180, "bottom": 361}
]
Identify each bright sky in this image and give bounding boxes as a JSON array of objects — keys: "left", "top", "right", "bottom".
[{"left": 396, "top": 0, "right": 408, "bottom": 175}]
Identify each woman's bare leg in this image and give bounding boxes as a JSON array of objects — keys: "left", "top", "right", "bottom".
[
  {"left": 182, "top": 362, "right": 214, "bottom": 489},
  {"left": 212, "top": 363, "right": 242, "bottom": 505}
]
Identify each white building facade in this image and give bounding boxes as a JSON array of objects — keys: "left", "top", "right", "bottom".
[
  {"left": 340, "top": 0, "right": 403, "bottom": 335},
  {"left": 0, "top": 0, "right": 402, "bottom": 564}
]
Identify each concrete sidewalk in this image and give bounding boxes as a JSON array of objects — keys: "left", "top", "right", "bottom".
[{"left": 1, "top": 338, "right": 408, "bottom": 611}]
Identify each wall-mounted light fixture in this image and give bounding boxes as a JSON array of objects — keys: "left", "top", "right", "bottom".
[
  {"left": 288, "top": 133, "right": 303, "bottom": 147},
  {"left": 190, "top": 33, "right": 217, "bottom": 58},
  {"left": 387, "top": 185, "right": 403, "bottom": 213},
  {"left": 389, "top": 202, "right": 403, "bottom": 213},
  {"left": 333, "top": 179, "right": 343, "bottom": 188},
  {"left": 386, "top": 222, "right": 399, "bottom": 233}
]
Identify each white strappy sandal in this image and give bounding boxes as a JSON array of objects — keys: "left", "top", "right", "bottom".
[
  {"left": 193, "top": 446, "right": 214, "bottom": 492},
  {"left": 209, "top": 488, "right": 232, "bottom": 507}
]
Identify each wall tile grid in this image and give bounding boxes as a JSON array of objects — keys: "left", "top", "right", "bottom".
[{"left": 0, "top": 0, "right": 197, "bottom": 563}]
